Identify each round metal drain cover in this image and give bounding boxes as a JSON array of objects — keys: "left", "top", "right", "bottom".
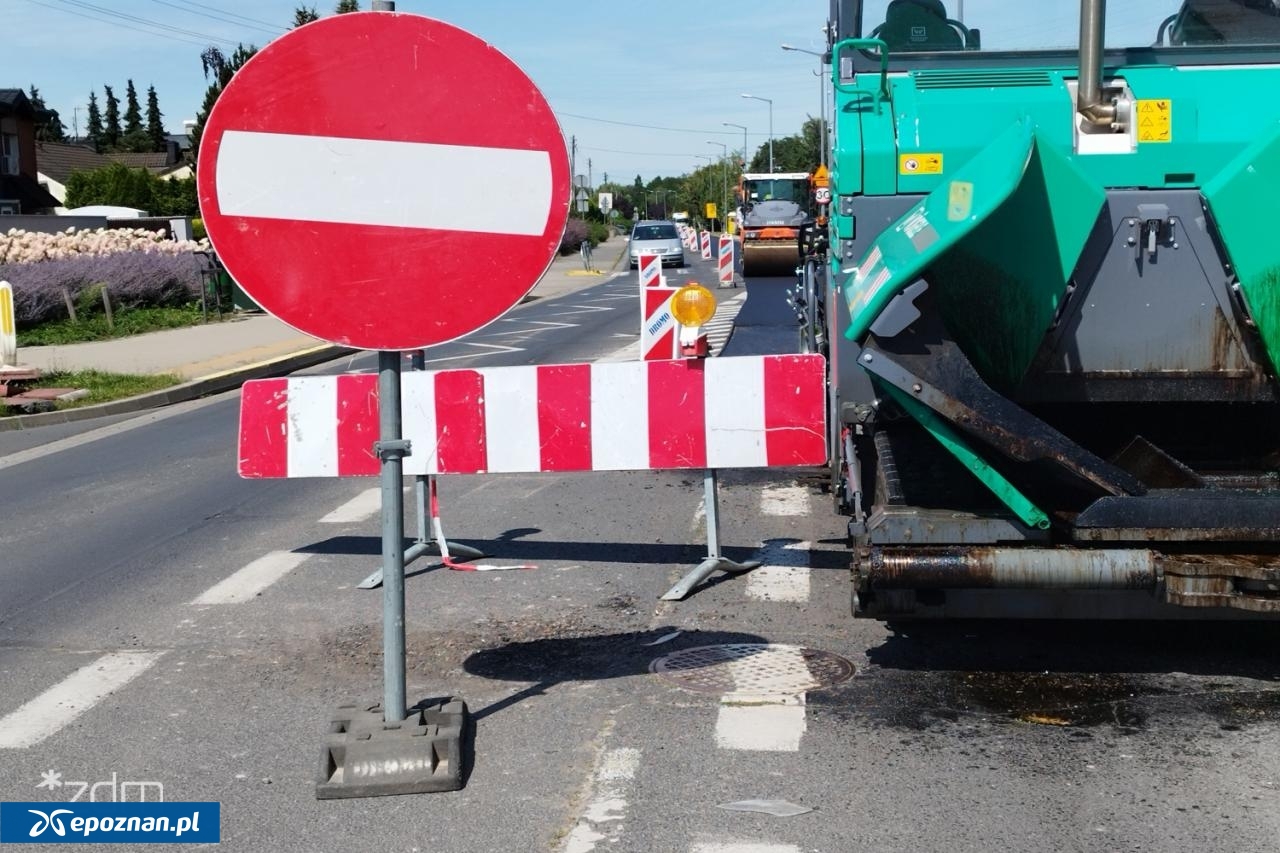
[{"left": 650, "top": 644, "right": 855, "bottom": 695}]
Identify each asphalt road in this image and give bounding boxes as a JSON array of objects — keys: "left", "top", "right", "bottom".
[{"left": 2, "top": 260, "right": 1280, "bottom": 852}]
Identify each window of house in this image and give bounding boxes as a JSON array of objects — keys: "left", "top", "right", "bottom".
[
  {"left": 0, "top": 132, "right": 17, "bottom": 176},
  {"left": 0, "top": 200, "right": 19, "bottom": 215}
]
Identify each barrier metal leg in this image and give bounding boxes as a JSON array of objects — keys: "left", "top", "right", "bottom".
[
  {"left": 357, "top": 475, "right": 488, "bottom": 589},
  {"left": 660, "top": 469, "right": 761, "bottom": 601},
  {"left": 358, "top": 350, "right": 486, "bottom": 590}
]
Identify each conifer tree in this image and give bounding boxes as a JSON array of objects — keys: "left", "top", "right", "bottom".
[
  {"left": 86, "top": 91, "right": 104, "bottom": 151},
  {"left": 145, "top": 86, "right": 166, "bottom": 153},
  {"left": 103, "top": 85, "right": 121, "bottom": 150}
]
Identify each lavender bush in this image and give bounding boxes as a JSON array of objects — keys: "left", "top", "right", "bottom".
[
  {"left": 0, "top": 251, "right": 205, "bottom": 326},
  {"left": 559, "top": 218, "right": 589, "bottom": 255}
]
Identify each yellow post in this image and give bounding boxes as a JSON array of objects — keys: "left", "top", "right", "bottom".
[{"left": 0, "top": 280, "right": 16, "bottom": 367}]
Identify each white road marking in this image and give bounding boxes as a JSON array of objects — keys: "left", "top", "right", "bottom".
[
  {"left": 745, "top": 541, "right": 811, "bottom": 603},
  {"left": 549, "top": 304, "right": 616, "bottom": 317},
  {"left": 714, "top": 696, "right": 807, "bottom": 752},
  {"left": 498, "top": 319, "right": 580, "bottom": 328},
  {"left": 0, "top": 652, "right": 165, "bottom": 748},
  {"left": 216, "top": 131, "right": 553, "bottom": 235},
  {"left": 190, "top": 551, "right": 310, "bottom": 605},
  {"left": 691, "top": 497, "right": 706, "bottom": 532},
  {"left": 319, "top": 488, "right": 381, "bottom": 523},
  {"left": 691, "top": 843, "right": 802, "bottom": 853},
  {"left": 420, "top": 342, "right": 525, "bottom": 365},
  {"left": 562, "top": 747, "right": 641, "bottom": 853},
  {"left": 759, "top": 485, "right": 809, "bottom": 516},
  {"left": 714, "top": 643, "right": 811, "bottom": 752}
]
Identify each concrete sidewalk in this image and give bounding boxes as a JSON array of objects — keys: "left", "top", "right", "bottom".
[{"left": 2, "top": 236, "right": 628, "bottom": 430}]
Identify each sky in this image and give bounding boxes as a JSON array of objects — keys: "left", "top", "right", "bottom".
[{"left": 8, "top": 0, "right": 833, "bottom": 183}]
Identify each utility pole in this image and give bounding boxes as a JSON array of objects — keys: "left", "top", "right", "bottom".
[
  {"left": 569, "top": 135, "right": 577, "bottom": 204},
  {"left": 588, "top": 158, "right": 593, "bottom": 191}
]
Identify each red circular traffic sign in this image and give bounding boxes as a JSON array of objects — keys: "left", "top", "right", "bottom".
[{"left": 197, "top": 13, "right": 570, "bottom": 351}]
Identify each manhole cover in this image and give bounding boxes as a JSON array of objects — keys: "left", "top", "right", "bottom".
[{"left": 650, "top": 644, "right": 855, "bottom": 695}]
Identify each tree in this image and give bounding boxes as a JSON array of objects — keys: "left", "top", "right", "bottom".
[
  {"left": 27, "top": 86, "right": 67, "bottom": 143},
  {"left": 335, "top": 0, "right": 359, "bottom": 11},
  {"left": 747, "top": 116, "right": 822, "bottom": 175},
  {"left": 145, "top": 85, "right": 166, "bottom": 153},
  {"left": 123, "top": 80, "right": 143, "bottom": 137},
  {"left": 86, "top": 91, "right": 103, "bottom": 152},
  {"left": 292, "top": 5, "right": 320, "bottom": 26},
  {"left": 119, "top": 80, "right": 151, "bottom": 152},
  {"left": 65, "top": 163, "right": 199, "bottom": 216},
  {"left": 188, "top": 44, "right": 258, "bottom": 164},
  {"left": 103, "top": 85, "right": 121, "bottom": 150}
]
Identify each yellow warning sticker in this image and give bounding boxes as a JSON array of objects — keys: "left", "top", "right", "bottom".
[
  {"left": 1136, "top": 99, "right": 1172, "bottom": 143},
  {"left": 899, "top": 153, "right": 943, "bottom": 175}
]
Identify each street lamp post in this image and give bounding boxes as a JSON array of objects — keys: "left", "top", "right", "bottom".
[
  {"left": 741, "top": 94, "right": 773, "bottom": 173},
  {"left": 706, "top": 141, "right": 728, "bottom": 231},
  {"left": 722, "top": 122, "right": 748, "bottom": 168},
  {"left": 653, "top": 189, "right": 672, "bottom": 219},
  {"left": 694, "top": 154, "right": 715, "bottom": 225},
  {"left": 781, "top": 43, "right": 829, "bottom": 172}
]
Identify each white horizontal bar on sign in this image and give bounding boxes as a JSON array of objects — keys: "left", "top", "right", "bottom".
[{"left": 215, "top": 130, "right": 553, "bottom": 235}]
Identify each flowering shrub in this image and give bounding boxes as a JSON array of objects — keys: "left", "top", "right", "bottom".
[
  {"left": 559, "top": 218, "right": 589, "bottom": 255},
  {"left": 0, "top": 226, "right": 208, "bottom": 265},
  {"left": 0, "top": 252, "right": 204, "bottom": 326}
]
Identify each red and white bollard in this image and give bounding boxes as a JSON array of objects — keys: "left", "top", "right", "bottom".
[
  {"left": 717, "top": 235, "right": 735, "bottom": 288},
  {"left": 637, "top": 250, "right": 663, "bottom": 289},
  {"left": 641, "top": 286, "right": 679, "bottom": 360},
  {"left": 700, "top": 231, "right": 712, "bottom": 260}
]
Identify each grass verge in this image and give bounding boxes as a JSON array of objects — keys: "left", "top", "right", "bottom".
[
  {"left": 1, "top": 370, "right": 182, "bottom": 417},
  {"left": 16, "top": 305, "right": 213, "bottom": 346}
]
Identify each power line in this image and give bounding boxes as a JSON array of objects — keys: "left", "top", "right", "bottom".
[
  {"left": 22, "top": 0, "right": 225, "bottom": 47},
  {"left": 146, "top": 0, "right": 282, "bottom": 37},
  {"left": 154, "top": 0, "right": 285, "bottom": 33},
  {"left": 581, "top": 146, "right": 712, "bottom": 158},
  {"left": 556, "top": 111, "right": 764, "bottom": 137},
  {"left": 46, "top": 0, "right": 241, "bottom": 45}
]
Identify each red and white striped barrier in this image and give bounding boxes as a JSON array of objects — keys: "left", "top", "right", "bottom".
[
  {"left": 637, "top": 251, "right": 662, "bottom": 289},
  {"left": 700, "top": 231, "right": 712, "bottom": 260},
  {"left": 642, "top": 286, "right": 679, "bottom": 361},
  {"left": 718, "top": 235, "right": 735, "bottom": 287},
  {"left": 238, "top": 355, "right": 826, "bottom": 477}
]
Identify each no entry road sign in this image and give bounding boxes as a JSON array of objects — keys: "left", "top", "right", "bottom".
[{"left": 197, "top": 13, "right": 571, "bottom": 351}]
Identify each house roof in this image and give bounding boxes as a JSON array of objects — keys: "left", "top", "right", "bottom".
[
  {"left": 36, "top": 142, "right": 184, "bottom": 184},
  {"left": 112, "top": 152, "right": 172, "bottom": 170},
  {"left": 0, "top": 173, "right": 61, "bottom": 211},
  {"left": 34, "top": 142, "right": 111, "bottom": 184},
  {"left": 0, "top": 89, "right": 34, "bottom": 117}
]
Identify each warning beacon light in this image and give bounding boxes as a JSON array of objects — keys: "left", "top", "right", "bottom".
[{"left": 671, "top": 283, "right": 717, "bottom": 358}]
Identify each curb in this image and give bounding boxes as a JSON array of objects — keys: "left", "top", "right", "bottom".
[{"left": 0, "top": 344, "right": 352, "bottom": 432}]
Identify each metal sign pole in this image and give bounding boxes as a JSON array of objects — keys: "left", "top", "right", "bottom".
[{"left": 377, "top": 350, "right": 408, "bottom": 722}]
